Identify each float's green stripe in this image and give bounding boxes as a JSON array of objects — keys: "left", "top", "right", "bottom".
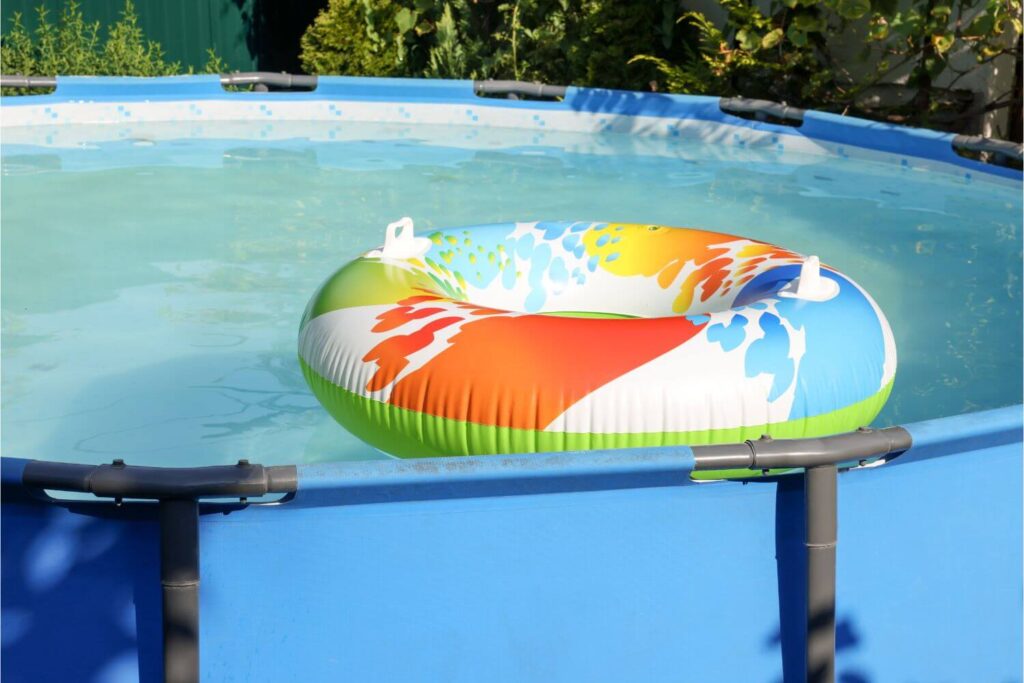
[
  {"left": 301, "top": 357, "right": 893, "bottom": 479},
  {"left": 302, "top": 259, "right": 433, "bottom": 327},
  {"left": 541, "top": 310, "right": 639, "bottom": 319}
]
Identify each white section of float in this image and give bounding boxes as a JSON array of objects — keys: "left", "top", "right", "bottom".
[
  {"left": 299, "top": 304, "right": 471, "bottom": 404},
  {"left": 547, "top": 309, "right": 807, "bottom": 435}
]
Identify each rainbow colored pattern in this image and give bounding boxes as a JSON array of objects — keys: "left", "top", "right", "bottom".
[{"left": 299, "top": 222, "right": 896, "bottom": 463}]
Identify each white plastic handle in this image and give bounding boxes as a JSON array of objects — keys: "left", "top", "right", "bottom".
[
  {"left": 385, "top": 217, "right": 415, "bottom": 245},
  {"left": 779, "top": 256, "right": 839, "bottom": 302},
  {"left": 367, "top": 217, "right": 432, "bottom": 260}
]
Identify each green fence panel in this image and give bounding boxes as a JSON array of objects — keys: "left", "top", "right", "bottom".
[{"left": 1, "top": 0, "right": 327, "bottom": 73}]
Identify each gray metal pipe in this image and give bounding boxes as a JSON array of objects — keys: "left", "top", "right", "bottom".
[
  {"left": 0, "top": 75, "right": 56, "bottom": 88},
  {"left": 719, "top": 97, "right": 805, "bottom": 124},
  {"left": 686, "top": 442, "right": 755, "bottom": 470},
  {"left": 219, "top": 72, "right": 317, "bottom": 90},
  {"left": 805, "top": 464, "right": 837, "bottom": 683},
  {"left": 952, "top": 134, "right": 1023, "bottom": 166},
  {"left": 474, "top": 80, "right": 567, "bottom": 99},
  {"left": 690, "top": 427, "right": 911, "bottom": 683},
  {"left": 22, "top": 424, "right": 911, "bottom": 683},
  {"left": 160, "top": 498, "right": 200, "bottom": 683},
  {"left": 691, "top": 426, "right": 911, "bottom": 471},
  {"left": 23, "top": 459, "right": 297, "bottom": 500}
]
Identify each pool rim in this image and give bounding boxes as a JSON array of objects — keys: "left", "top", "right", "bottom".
[{"left": 1, "top": 74, "right": 1021, "bottom": 182}]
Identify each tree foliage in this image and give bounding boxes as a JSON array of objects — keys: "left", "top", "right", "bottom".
[
  {"left": 298, "top": 0, "right": 693, "bottom": 90},
  {"left": 634, "top": 0, "right": 1022, "bottom": 132},
  {"left": 299, "top": 0, "right": 408, "bottom": 77},
  {"left": 300, "top": 0, "right": 1020, "bottom": 133}
]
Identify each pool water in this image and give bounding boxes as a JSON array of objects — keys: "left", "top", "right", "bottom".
[{"left": 2, "top": 121, "right": 1020, "bottom": 466}]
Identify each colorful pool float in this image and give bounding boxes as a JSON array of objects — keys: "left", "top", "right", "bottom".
[{"left": 299, "top": 219, "right": 896, "bottom": 464}]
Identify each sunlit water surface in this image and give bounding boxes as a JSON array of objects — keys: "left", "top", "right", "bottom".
[{"left": 2, "top": 121, "right": 1020, "bottom": 466}]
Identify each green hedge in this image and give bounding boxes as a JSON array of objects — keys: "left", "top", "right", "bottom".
[
  {"left": 298, "top": 0, "right": 695, "bottom": 90},
  {"left": 297, "top": 0, "right": 1022, "bottom": 136}
]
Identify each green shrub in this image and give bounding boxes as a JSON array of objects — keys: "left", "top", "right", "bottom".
[
  {"left": 634, "top": 0, "right": 1023, "bottom": 133},
  {"left": 567, "top": 1, "right": 690, "bottom": 90},
  {"left": 99, "top": 0, "right": 180, "bottom": 76},
  {"left": 299, "top": 0, "right": 408, "bottom": 77},
  {"left": 298, "top": 0, "right": 693, "bottom": 89},
  {"left": 1, "top": 0, "right": 226, "bottom": 95}
]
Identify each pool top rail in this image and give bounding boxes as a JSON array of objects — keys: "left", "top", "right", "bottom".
[
  {"left": 2, "top": 72, "right": 1021, "bottom": 172},
  {"left": 12, "top": 425, "right": 910, "bottom": 502},
  {"left": 20, "top": 459, "right": 298, "bottom": 501},
  {"left": 4, "top": 424, "right": 912, "bottom": 683}
]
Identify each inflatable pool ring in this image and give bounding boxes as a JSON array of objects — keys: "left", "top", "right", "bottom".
[{"left": 299, "top": 219, "right": 896, "bottom": 468}]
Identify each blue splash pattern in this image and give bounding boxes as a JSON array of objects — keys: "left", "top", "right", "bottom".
[
  {"left": 422, "top": 221, "right": 599, "bottom": 313},
  {"left": 525, "top": 242, "right": 553, "bottom": 311},
  {"left": 732, "top": 265, "right": 888, "bottom": 419},
  {"left": 423, "top": 224, "right": 513, "bottom": 295},
  {"left": 744, "top": 314, "right": 794, "bottom": 402},
  {"left": 707, "top": 315, "right": 748, "bottom": 352}
]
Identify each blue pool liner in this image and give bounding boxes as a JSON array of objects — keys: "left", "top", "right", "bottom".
[{"left": 3, "top": 75, "right": 1020, "bottom": 180}]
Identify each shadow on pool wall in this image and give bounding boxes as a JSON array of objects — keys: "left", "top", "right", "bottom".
[
  {"left": 0, "top": 475, "right": 818, "bottom": 682},
  {"left": 206, "top": 412, "right": 1020, "bottom": 683},
  {"left": 0, "top": 478, "right": 163, "bottom": 683}
]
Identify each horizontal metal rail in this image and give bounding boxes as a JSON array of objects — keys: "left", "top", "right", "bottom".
[
  {"left": 219, "top": 71, "right": 317, "bottom": 90},
  {"left": 22, "top": 459, "right": 297, "bottom": 500},
  {"left": 17, "top": 426, "right": 909, "bottom": 499},
  {"left": 0, "top": 75, "right": 56, "bottom": 88},
  {"left": 473, "top": 79, "right": 567, "bottom": 99},
  {"left": 719, "top": 96, "right": 805, "bottom": 126},
  {"left": 953, "top": 134, "right": 1023, "bottom": 168},
  {"left": 0, "top": 72, "right": 319, "bottom": 91},
  {"left": 2, "top": 74, "right": 566, "bottom": 99},
  {"left": 19, "top": 458, "right": 297, "bottom": 683},
  {"left": 691, "top": 426, "right": 911, "bottom": 471},
  {"left": 12, "top": 425, "right": 910, "bottom": 683},
  {"left": 0, "top": 74, "right": 565, "bottom": 97}
]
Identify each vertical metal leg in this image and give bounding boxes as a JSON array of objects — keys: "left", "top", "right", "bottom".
[
  {"left": 805, "top": 464, "right": 837, "bottom": 683},
  {"left": 160, "top": 498, "right": 200, "bottom": 683}
]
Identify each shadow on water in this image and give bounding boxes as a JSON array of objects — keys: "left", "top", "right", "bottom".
[{"left": 767, "top": 476, "right": 870, "bottom": 683}]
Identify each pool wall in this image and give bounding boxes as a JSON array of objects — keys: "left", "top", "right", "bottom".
[
  {"left": 2, "top": 75, "right": 1021, "bottom": 182},
  {"left": 1, "top": 406, "right": 1020, "bottom": 682}
]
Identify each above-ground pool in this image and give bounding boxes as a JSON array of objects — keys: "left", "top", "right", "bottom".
[
  {"left": 2, "top": 77, "right": 1020, "bottom": 467},
  {"left": 1, "top": 76, "right": 1021, "bottom": 683}
]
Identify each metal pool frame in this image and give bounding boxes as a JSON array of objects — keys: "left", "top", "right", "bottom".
[
  {"left": 10, "top": 428, "right": 910, "bottom": 683},
  {"left": 1, "top": 75, "right": 1021, "bottom": 683}
]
